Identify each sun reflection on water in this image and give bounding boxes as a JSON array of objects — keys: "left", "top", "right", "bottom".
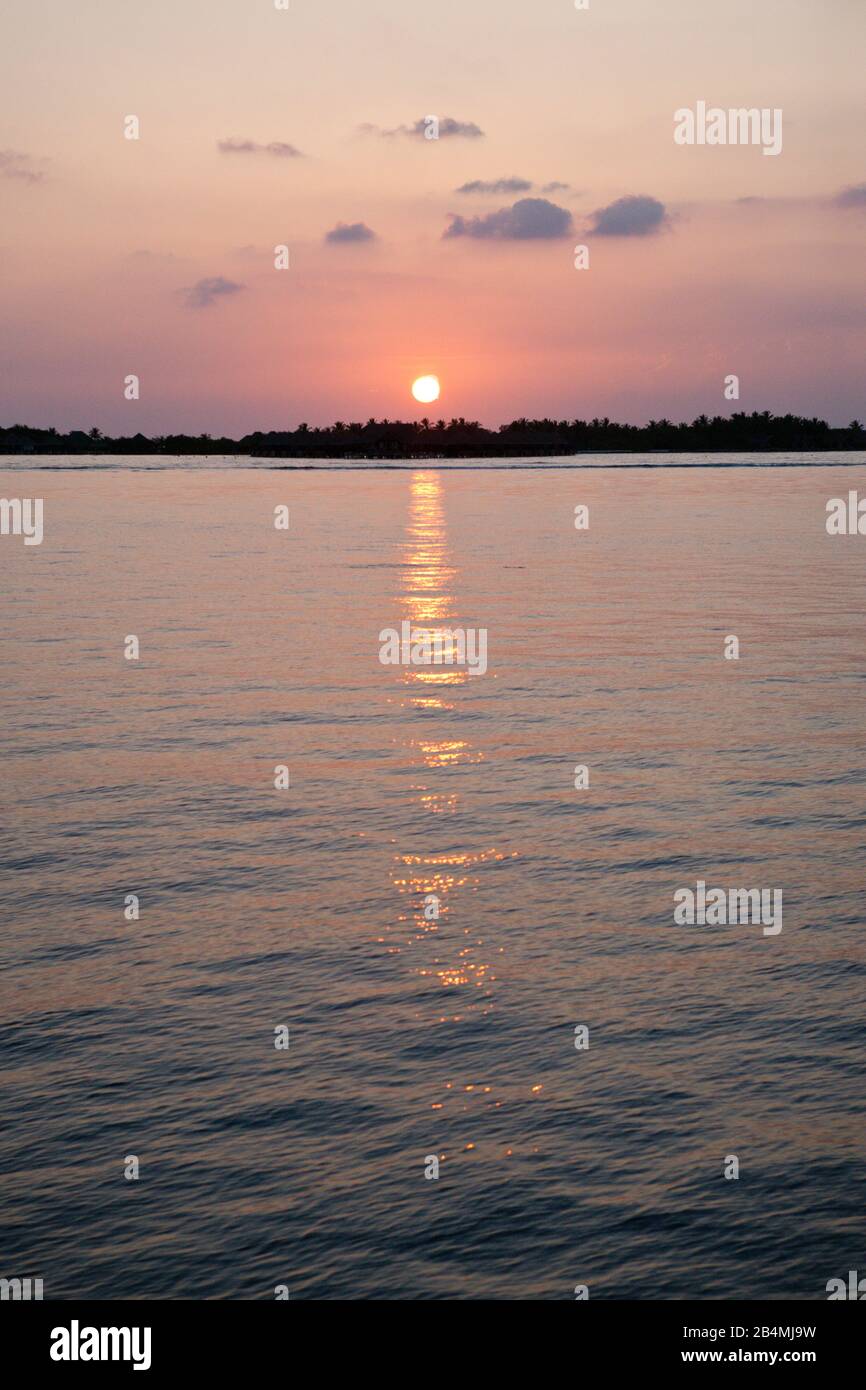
[
  {"left": 384, "top": 473, "right": 517, "bottom": 1144},
  {"left": 399, "top": 470, "right": 466, "bottom": 710},
  {"left": 377, "top": 471, "right": 525, "bottom": 1158}
]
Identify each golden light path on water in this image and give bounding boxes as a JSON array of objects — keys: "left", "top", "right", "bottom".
[{"left": 385, "top": 472, "right": 523, "bottom": 1161}]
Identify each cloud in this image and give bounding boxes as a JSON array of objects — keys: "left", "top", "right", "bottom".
[
  {"left": 182, "top": 276, "right": 245, "bottom": 309},
  {"left": 0, "top": 149, "right": 45, "bottom": 183},
  {"left": 217, "top": 138, "right": 302, "bottom": 158},
  {"left": 456, "top": 177, "right": 533, "bottom": 195},
  {"left": 732, "top": 187, "right": 866, "bottom": 213},
  {"left": 835, "top": 183, "right": 866, "bottom": 208},
  {"left": 587, "top": 194, "right": 669, "bottom": 236},
  {"left": 541, "top": 181, "right": 571, "bottom": 194},
  {"left": 325, "top": 221, "right": 376, "bottom": 244},
  {"left": 414, "top": 117, "right": 483, "bottom": 139},
  {"left": 361, "top": 116, "right": 484, "bottom": 139},
  {"left": 443, "top": 196, "right": 573, "bottom": 241}
]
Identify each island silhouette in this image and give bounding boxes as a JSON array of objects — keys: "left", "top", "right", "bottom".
[{"left": 1, "top": 412, "right": 863, "bottom": 458}]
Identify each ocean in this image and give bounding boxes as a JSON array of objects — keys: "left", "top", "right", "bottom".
[{"left": 1, "top": 454, "right": 864, "bottom": 1299}]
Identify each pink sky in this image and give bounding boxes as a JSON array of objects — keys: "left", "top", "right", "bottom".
[{"left": 1, "top": 0, "right": 864, "bottom": 434}]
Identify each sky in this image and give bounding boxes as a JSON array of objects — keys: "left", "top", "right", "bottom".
[{"left": 0, "top": 0, "right": 864, "bottom": 434}]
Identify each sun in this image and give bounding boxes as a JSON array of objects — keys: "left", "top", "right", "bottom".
[{"left": 411, "top": 374, "right": 440, "bottom": 404}]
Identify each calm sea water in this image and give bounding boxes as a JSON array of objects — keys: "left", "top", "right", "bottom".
[{"left": 1, "top": 455, "right": 865, "bottom": 1300}]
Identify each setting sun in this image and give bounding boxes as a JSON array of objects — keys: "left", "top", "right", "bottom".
[{"left": 411, "top": 375, "right": 440, "bottom": 404}]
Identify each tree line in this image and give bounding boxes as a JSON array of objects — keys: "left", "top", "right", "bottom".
[{"left": 1, "top": 412, "right": 863, "bottom": 457}]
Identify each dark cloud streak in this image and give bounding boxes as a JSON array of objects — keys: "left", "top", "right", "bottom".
[
  {"left": 835, "top": 183, "right": 866, "bottom": 208},
  {"left": 217, "top": 139, "right": 302, "bottom": 158},
  {"left": 361, "top": 117, "right": 484, "bottom": 139},
  {"left": 182, "top": 276, "right": 245, "bottom": 309},
  {"left": 0, "top": 149, "right": 45, "bottom": 183},
  {"left": 587, "top": 194, "right": 669, "bottom": 236},
  {"left": 325, "top": 221, "right": 376, "bottom": 244},
  {"left": 456, "top": 177, "right": 532, "bottom": 195},
  {"left": 444, "top": 197, "right": 573, "bottom": 240}
]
